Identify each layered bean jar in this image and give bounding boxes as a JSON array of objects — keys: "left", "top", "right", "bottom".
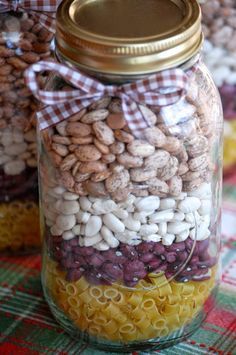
[
  {"left": 27, "top": 0, "right": 223, "bottom": 351},
  {"left": 0, "top": 2, "right": 58, "bottom": 254}
]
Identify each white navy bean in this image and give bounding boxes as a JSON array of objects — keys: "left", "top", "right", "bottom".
[
  {"left": 133, "top": 212, "right": 147, "bottom": 224},
  {"left": 139, "top": 224, "right": 159, "bottom": 237},
  {"left": 53, "top": 186, "right": 66, "bottom": 195},
  {"left": 63, "top": 191, "right": 79, "bottom": 200},
  {"left": 198, "top": 200, "right": 211, "bottom": 215},
  {"left": 135, "top": 196, "right": 160, "bottom": 212},
  {"left": 83, "top": 233, "right": 102, "bottom": 246},
  {"left": 80, "top": 196, "right": 92, "bottom": 211},
  {"left": 85, "top": 216, "right": 102, "bottom": 237},
  {"left": 101, "top": 226, "right": 119, "bottom": 248},
  {"left": 167, "top": 222, "right": 191, "bottom": 234},
  {"left": 170, "top": 211, "right": 185, "bottom": 222},
  {"left": 58, "top": 200, "right": 80, "bottom": 215},
  {"left": 94, "top": 241, "right": 110, "bottom": 251},
  {"left": 76, "top": 211, "right": 91, "bottom": 223},
  {"left": 92, "top": 199, "right": 117, "bottom": 214},
  {"left": 188, "top": 182, "right": 212, "bottom": 198},
  {"left": 162, "top": 234, "right": 175, "bottom": 246},
  {"left": 72, "top": 224, "right": 81, "bottom": 235},
  {"left": 79, "top": 237, "right": 85, "bottom": 246},
  {"left": 62, "top": 231, "right": 75, "bottom": 240},
  {"left": 175, "top": 229, "right": 189, "bottom": 242},
  {"left": 113, "top": 209, "right": 129, "bottom": 220},
  {"left": 50, "top": 225, "right": 63, "bottom": 236},
  {"left": 103, "top": 213, "right": 125, "bottom": 233},
  {"left": 127, "top": 238, "right": 142, "bottom": 246},
  {"left": 45, "top": 219, "right": 53, "bottom": 227},
  {"left": 124, "top": 216, "right": 141, "bottom": 232},
  {"left": 158, "top": 222, "right": 167, "bottom": 236},
  {"left": 149, "top": 210, "right": 174, "bottom": 223},
  {"left": 159, "top": 198, "right": 176, "bottom": 210},
  {"left": 143, "top": 234, "right": 162, "bottom": 242},
  {"left": 56, "top": 214, "right": 76, "bottom": 231},
  {"left": 178, "top": 197, "right": 201, "bottom": 213}
]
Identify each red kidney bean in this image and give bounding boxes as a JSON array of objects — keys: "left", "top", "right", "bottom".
[
  {"left": 167, "top": 242, "right": 185, "bottom": 252},
  {"left": 67, "top": 237, "right": 79, "bottom": 247},
  {"left": 89, "top": 254, "right": 104, "bottom": 267},
  {"left": 61, "top": 255, "right": 74, "bottom": 269},
  {"left": 177, "top": 251, "right": 189, "bottom": 262},
  {"left": 167, "top": 261, "right": 181, "bottom": 272},
  {"left": 155, "top": 263, "right": 167, "bottom": 272},
  {"left": 120, "top": 245, "right": 138, "bottom": 259},
  {"left": 124, "top": 260, "right": 145, "bottom": 273},
  {"left": 165, "top": 271, "right": 175, "bottom": 279},
  {"left": 62, "top": 242, "right": 73, "bottom": 252},
  {"left": 124, "top": 268, "right": 146, "bottom": 282},
  {"left": 84, "top": 271, "right": 109, "bottom": 285},
  {"left": 197, "top": 239, "right": 210, "bottom": 254},
  {"left": 66, "top": 268, "right": 83, "bottom": 282},
  {"left": 179, "top": 265, "right": 198, "bottom": 276},
  {"left": 102, "top": 250, "right": 126, "bottom": 264},
  {"left": 189, "top": 255, "right": 199, "bottom": 265},
  {"left": 53, "top": 249, "right": 67, "bottom": 260},
  {"left": 198, "top": 251, "right": 210, "bottom": 261},
  {"left": 102, "top": 262, "right": 123, "bottom": 281},
  {"left": 166, "top": 252, "right": 177, "bottom": 263},
  {"left": 125, "top": 280, "right": 139, "bottom": 287},
  {"left": 185, "top": 238, "right": 194, "bottom": 251},
  {"left": 136, "top": 242, "right": 154, "bottom": 254},
  {"left": 153, "top": 243, "right": 165, "bottom": 255},
  {"left": 140, "top": 253, "right": 154, "bottom": 263},
  {"left": 73, "top": 255, "right": 86, "bottom": 265},
  {"left": 147, "top": 258, "right": 162, "bottom": 270},
  {"left": 77, "top": 246, "right": 94, "bottom": 256}
]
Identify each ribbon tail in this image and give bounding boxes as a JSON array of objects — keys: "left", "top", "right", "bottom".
[
  {"left": 120, "top": 94, "right": 149, "bottom": 139},
  {"left": 37, "top": 98, "right": 97, "bottom": 130}
]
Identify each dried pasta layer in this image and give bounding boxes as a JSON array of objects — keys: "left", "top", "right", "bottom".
[
  {"left": 45, "top": 259, "right": 216, "bottom": 342},
  {"left": 0, "top": 201, "right": 40, "bottom": 252}
]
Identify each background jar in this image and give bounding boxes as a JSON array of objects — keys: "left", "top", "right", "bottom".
[
  {"left": 34, "top": 0, "right": 224, "bottom": 351},
  {"left": 200, "top": 0, "right": 236, "bottom": 176},
  {"left": 0, "top": 8, "right": 55, "bottom": 254}
]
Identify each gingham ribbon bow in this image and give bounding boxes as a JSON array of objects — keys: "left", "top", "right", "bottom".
[
  {"left": 25, "top": 60, "right": 197, "bottom": 138},
  {"left": 0, "top": 0, "right": 60, "bottom": 31}
]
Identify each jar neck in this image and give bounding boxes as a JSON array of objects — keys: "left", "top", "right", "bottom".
[{"left": 55, "top": 46, "right": 200, "bottom": 85}]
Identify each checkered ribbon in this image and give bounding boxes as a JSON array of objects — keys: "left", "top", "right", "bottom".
[
  {"left": 0, "top": 0, "right": 60, "bottom": 32},
  {"left": 25, "top": 60, "right": 198, "bottom": 138}
]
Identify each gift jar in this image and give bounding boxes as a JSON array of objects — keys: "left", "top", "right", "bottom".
[
  {"left": 0, "top": 1, "right": 59, "bottom": 254},
  {"left": 26, "top": 0, "right": 223, "bottom": 351}
]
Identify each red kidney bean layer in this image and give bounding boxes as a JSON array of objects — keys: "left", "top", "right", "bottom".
[{"left": 47, "top": 235, "right": 217, "bottom": 287}]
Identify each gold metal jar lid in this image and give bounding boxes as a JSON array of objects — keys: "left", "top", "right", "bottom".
[{"left": 56, "top": 0, "right": 202, "bottom": 75}]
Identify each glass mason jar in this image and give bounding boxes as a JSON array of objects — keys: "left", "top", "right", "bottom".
[
  {"left": 0, "top": 7, "right": 55, "bottom": 254},
  {"left": 35, "top": 0, "right": 223, "bottom": 351}
]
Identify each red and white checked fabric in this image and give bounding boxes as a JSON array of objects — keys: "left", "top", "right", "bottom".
[
  {"left": 25, "top": 60, "right": 198, "bottom": 138},
  {"left": 0, "top": 0, "right": 61, "bottom": 31}
]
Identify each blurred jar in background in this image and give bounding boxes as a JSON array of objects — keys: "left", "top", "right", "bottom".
[
  {"left": 201, "top": 0, "right": 236, "bottom": 176},
  {"left": 0, "top": 1, "right": 60, "bottom": 254}
]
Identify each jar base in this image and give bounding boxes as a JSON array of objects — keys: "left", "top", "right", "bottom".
[{"left": 43, "top": 284, "right": 217, "bottom": 353}]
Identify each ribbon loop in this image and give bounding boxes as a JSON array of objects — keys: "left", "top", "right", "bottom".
[{"left": 25, "top": 59, "right": 198, "bottom": 138}]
